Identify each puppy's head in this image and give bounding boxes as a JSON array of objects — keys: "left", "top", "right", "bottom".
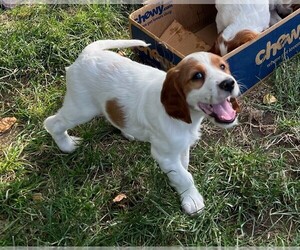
[
  {"left": 161, "top": 52, "right": 240, "bottom": 128},
  {"left": 210, "top": 29, "right": 259, "bottom": 56}
]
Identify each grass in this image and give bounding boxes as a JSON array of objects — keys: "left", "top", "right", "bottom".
[{"left": 0, "top": 4, "right": 299, "bottom": 246}]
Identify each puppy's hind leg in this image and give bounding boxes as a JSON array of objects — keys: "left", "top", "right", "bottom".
[
  {"left": 44, "top": 93, "right": 100, "bottom": 153},
  {"left": 121, "top": 132, "right": 135, "bottom": 141}
]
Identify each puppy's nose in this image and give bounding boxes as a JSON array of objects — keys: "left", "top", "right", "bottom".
[{"left": 219, "top": 78, "right": 235, "bottom": 92}]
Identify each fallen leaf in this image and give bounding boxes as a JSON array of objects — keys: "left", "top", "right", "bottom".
[
  {"left": 0, "top": 117, "right": 17, "bottom": 133},
  {"left": 263, "top": 94, "right": 277, "bottom": 104},
  {"left": 113, "top": 193, "right": 127, "bottom": 203}
]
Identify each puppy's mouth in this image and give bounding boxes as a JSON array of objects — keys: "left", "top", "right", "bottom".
[{"left": 198, "top": 98, "right": 240, "bottom": 124}]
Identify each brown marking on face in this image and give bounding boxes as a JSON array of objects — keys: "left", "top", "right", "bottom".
[
  {"left": 106, "top": 99, "right": 125, "bottom": 128},
  {"left": 210, "top": 53, "right": 231, "bottom": 74},
  {"left": 179, "top": 58, "right": 207, "bottom": 96},
  {"left": 161, "top": 58, "right": 207, "bottom": 124}
]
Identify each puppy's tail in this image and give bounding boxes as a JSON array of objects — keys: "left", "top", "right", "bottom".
[{"left": 82, "top": 39, "right": 150, "bottom": 54}]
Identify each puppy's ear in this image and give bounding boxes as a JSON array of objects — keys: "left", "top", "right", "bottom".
[
  {"left": 161, "top": 67, "right": 192, "bottom": 124},
  {"left": 227, "top": 30, "right": 258, "bottom": 53}
]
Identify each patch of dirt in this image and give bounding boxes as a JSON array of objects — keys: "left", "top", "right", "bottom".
[
  {"left": 0, "top": 126, "right": 20, "bottom": 152},
  {"left": 242, "top": 213, "right": 298, "bottom": 243}
]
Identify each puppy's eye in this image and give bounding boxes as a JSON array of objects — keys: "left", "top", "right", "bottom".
[
  {"left": 220, "top": 64, "right": 226, "bottom": 70},
  {"left": 192, "top": 72, "right": 204, "bottom": 80}
]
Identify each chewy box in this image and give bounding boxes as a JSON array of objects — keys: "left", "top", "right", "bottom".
[{"left": 129, "top": 3, "right": 300, "bottom": 93}]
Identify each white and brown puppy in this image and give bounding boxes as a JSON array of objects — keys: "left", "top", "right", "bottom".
[
  {"left": 211, "top": 0, "right": 270, "bottom": 56},
  {"left": 44, "top": 40, "right": 240, "bottom": 215}
]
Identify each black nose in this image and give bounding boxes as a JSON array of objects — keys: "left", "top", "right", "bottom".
[{"left": 219, "top": 78, "right": 235, "bottom": 92}]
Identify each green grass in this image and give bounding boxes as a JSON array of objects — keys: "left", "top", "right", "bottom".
[{"left": 0, "top": 4, "right": 299, "bottom": 246}]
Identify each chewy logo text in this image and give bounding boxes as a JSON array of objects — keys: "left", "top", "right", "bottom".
[
  {"left": 135, "top": 5, "right": 164, "bottom": 24},
  {"left": 255, "top": 24, "right": 300, "bottom": 65}
]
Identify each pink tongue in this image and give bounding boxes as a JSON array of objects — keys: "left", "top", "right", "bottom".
[{"left": 212, "top": 100, "right": 236, "bottom": 121}]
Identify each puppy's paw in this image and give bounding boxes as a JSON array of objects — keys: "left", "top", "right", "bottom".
[
  {"left": 57, "top": 136, "right": 82, "bottom": 153},
  {"left": 181, "top": 188, "right": 205, "bottom": 216},
  {"left": 44, "top": 115, "right": 57, "bottom": 134}
]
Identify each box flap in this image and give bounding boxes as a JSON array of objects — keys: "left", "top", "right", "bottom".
[{"left": 129, "top": 4, "right": 175, "bottom": 38}]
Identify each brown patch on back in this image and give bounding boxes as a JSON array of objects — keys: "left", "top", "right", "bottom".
[
  {"left": 106, "top": 99, "right": 125, "bottom": 128},
  {"left": 210, "top": 53, "right": 231, "bottom": 74}
]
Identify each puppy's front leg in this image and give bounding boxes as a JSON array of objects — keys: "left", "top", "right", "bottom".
[
  {"left": 151, "top": 146, "right": 204, "bottom": 215},
  {"left": 180, "top": 148, "right": 190, "bottom": 170}
]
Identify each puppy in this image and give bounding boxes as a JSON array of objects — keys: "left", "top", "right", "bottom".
[
  {"left": 211, "top": 0, "right": 270, "bottom": 56},
  {"left": 44, "top": 40, "right": 240, "bottom": 215},
  {"left": 269, "top": 0, "right": 294, "bottom": 26}
]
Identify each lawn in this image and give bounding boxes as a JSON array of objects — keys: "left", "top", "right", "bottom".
[{"left": 0, "top": 4, "right": 299, "bottom": 246}]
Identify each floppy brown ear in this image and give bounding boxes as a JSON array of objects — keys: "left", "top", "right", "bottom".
[
  {"left": 161, "top": 67, "right": 192, "bottom": 124},
  {"left": 227, "top": 30, "right": 259, "bottom": 53}
]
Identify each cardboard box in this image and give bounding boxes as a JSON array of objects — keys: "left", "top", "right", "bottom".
[{"left": 129, "top": 3, "right": 300, "bottom": 93}]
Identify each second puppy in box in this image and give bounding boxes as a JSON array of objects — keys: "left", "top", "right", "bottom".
[{"left": 211, "top": 0, "right": 270, "bottom": 56}]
